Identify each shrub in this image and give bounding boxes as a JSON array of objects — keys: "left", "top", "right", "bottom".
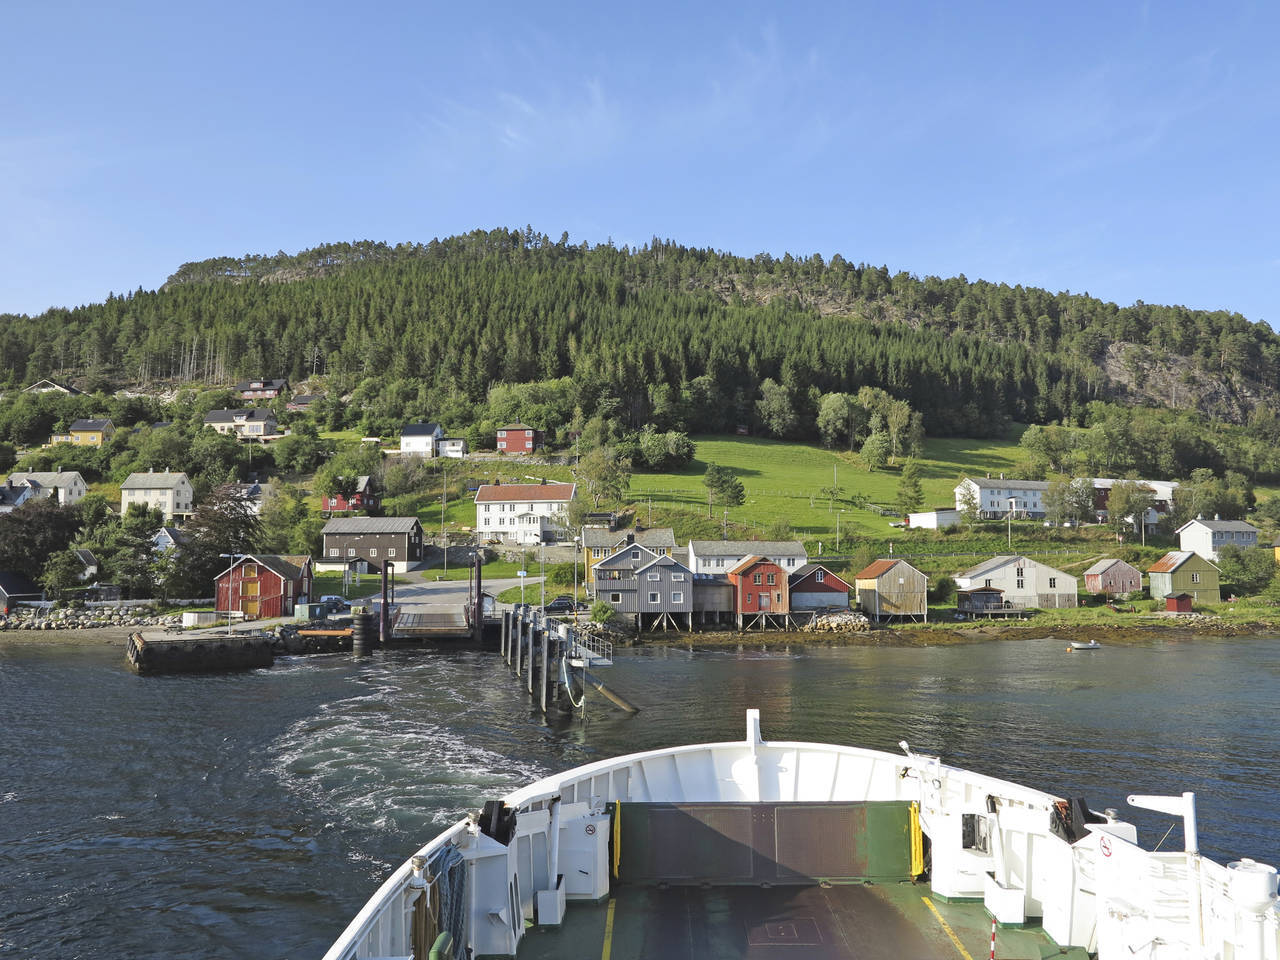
[
  {"left": 590, "top": 601, "right": 615, "bottom": 624},
  {"left": 927, "top": 575, "right": 956, "bottom": 604}
]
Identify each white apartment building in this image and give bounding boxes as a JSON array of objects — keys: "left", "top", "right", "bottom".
[
  {"left": 474, "top": 482, "right": 576, "bottom": 545},
  {"left": 954, "top": 477, "right": 1049, "bottom": 519},
  {"left": 1175, "top": 516, "right": 1260, "bottom": 561},
  {"left": 120, "top": 469, "right": 195, "bottom": 521}
]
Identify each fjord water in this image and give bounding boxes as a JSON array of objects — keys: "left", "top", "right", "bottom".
[{"left": 1, "top": 635, "right": 1276, "bottom": 959}]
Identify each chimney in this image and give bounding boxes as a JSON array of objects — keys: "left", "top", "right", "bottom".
[{"left": 626, "top": 533, "right": 635, "bottom": 545}]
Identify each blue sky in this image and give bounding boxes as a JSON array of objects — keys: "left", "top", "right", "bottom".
[{"left": 2, "top": 1, "right": 1277, "bottom": 324}]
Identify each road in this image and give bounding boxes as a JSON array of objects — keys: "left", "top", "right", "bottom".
[{"left": 354, "top": 574, "right": 547, "bottom": 611}]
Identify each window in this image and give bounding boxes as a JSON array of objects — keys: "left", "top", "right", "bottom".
[
  {"left": 1016, "top": 578, "right": 1025, "bottom": 589},
  {"left": 632, "top": 550, "right": 640, "bottom": 560},
  {"left": 1048, "top": 577, "right": 1056, "bottom": 588},
  {"left": 715, "top": 558, "right": 724, "bottom": 568},
  {"left": 786, "top": 557, "right": 795, "bottom": 567},
  {"left": 647, "top": 572, "right": 660, "bottom": 581},
  {"left": 497, "top": 441, "right": 506, "bottom": 449},
  {"left": 242, "top": 564, "right": 257, "bottom": 577},
  {"left": 610, "top": 593, "right": 621, "bottom": 603},
  {"left": 672, "top": 573, "right": 685, "bottom": 581},
  {"left": 1016, "top": 567, "right": 1024, "bottom": 578},
  {"left": 525, "top": 430, "right": 532, "bottom": 437},
  {"left": 648, "top": 592, "right": 659, "bottom": 604},
  {"left": 766, "top": 573, "right": 776, "bottom": 585},
  {"left": 816, "top": 570, "right": 825, "bottom": 583},
  {"left": 775, "top": 592, "right": 782, "bottom": 604},
  {"left": 369, "top": 548, "right": 377, "bottom": 557},
  {"left": 347, "top": 548, "right": 356, "bottom": 557},
  {"left": 984, "top": 578, "right": 992, "bottom": 588},
  {"left": 329, "top": 548, "right": 338, "bottom": 557},
  {"left": 388, "top": 549, "right": 396, "bottom": 558},
  {"left": 1191, "top": 572, "right": 1201, "bottom": 583},
  {"left": 753, "top": 573, "right": 762, "bottom": 585},
  {"left": 671, "top": 592, "right": 683, "bottom": 603},
  {"left": 484, "top": 504, "right": 490, "bottom": 512},
  {"left": 746, "top": 593, "right": 753, "bottom": 603},
  {"left": 593, "top": 548, "right": 603, "bottom": 558}
]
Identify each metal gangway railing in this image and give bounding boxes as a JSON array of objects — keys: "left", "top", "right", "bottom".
[{"left": 566, "top": 631, "right": 612, "bottom": 667}]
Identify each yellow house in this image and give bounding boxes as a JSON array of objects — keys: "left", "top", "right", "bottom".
[
  {"left": 1273, "top": 535, "right": 1280, "bottom": 565},
  {"left": 583, "top": 527, "right": 676, "bottom": 589},
  {"left": 49, "top": 418, "right": 115, "bottom": 447}
]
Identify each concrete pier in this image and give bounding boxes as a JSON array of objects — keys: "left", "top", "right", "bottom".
[{"left": 499, "top": 605, "right": 624, "bottom": 715}]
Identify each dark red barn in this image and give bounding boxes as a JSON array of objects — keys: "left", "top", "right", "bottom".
[{"left": 215, "top": 554, "right": 313, "bottom": 620}]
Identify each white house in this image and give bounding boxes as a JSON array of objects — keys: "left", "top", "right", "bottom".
[
  {"left": 1175, "top": 516, "right": 1260, "bottom": 561},
  {"left": 686, "top": 540, "right": 808, "bottom": 576},
  {"left": 954, "top": 477, "right": 1049, "bottom": 519},
  {"left": 438, "top": 437, "right": 467, "bottom": 459},
  {"left": 120, "top": 469, "right": 195, "bottom": 521},
  {"left": 204, "top": 408, "right": 278, "bottom": 438},
  {"left": 955, "top": 554, "right": 1077, "bottom": 609},
  {"left": 400, "top": 422, "right": 443, "bottom": 456},
  {"left": 907, "top": 507, "right": 960, "bottom": 530},
  {"left": 7, "top": 470, "right": 88, "bottom": 506},
  {"left": 474, "top": 482, "right": 576, "bottom": 545}
]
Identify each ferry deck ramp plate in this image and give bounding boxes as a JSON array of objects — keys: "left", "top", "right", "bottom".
[{"left": 515, "top": 882, "right": 1071, "bottom": 959}]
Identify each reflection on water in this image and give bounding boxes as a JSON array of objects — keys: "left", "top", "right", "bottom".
[{"left": 0, "top": 634, "right": 1275, "bottom": 958}]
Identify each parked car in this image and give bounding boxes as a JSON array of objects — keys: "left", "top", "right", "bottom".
[
  {"left": 543, "top": 595, "right": 587, "bottom": 615},
  {"left": 319, "top": 595, "right": 348, "bottom": 614}
]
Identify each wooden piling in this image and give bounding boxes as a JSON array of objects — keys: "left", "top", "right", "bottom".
[
  {"left": 527, "top": 618, "right": 535, "bottom": 694},
  {"left": 539, "top": 629, "right": 548, "bottom": 713}
]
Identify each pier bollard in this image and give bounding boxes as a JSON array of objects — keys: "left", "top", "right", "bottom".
[
  {"left": 352, "top": 613, "right": 373, "bottom": 657},
  {"left": 500, "top": 611, "right": 510, "bottom": 661}
]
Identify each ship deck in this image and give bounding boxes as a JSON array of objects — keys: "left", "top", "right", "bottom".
[{"left": 517, "top": 883, "right": 1082, "bottom": 960}]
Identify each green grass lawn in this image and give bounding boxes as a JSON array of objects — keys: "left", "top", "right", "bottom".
[
  {"left": 312, "top": 570, "right": 412, "bottom": 598},
  {"left": 418, "top": 558, "right": 533, "bottom": 581},
  {"left": 628, "top": 432, "right": 1034, "bottom": 541}
]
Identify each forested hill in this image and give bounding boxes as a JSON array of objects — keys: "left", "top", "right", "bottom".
[{"left": 1, "top": 227, "right": 1275, "bottom": 437}]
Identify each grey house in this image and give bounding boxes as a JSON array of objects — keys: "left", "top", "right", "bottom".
[
  {"left": 596, "top": 546, "right": 694, "bottom": 630},
  {"left": 321, "top": 516, "right": 423, "bottom": 572}
]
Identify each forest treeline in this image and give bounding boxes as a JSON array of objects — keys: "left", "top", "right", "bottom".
[{"left": 0, "top": 227, "right": 1274, "bottom": 444}]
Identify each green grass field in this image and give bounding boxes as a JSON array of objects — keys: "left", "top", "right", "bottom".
[{"left": 628, "top": 433, "right": 1031, "bottom": 541}]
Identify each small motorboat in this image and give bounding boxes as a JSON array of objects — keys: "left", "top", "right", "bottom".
[{"left": 1067, "top": 640, "right": 1101, "bottom": 651}]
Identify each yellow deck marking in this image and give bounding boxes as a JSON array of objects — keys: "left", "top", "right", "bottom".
[
  {"left": 600, "top": 897, "right": 616, "bottom": 960},
  {"left": 921, "top": 896, "right": 975, "bottom": 960}
]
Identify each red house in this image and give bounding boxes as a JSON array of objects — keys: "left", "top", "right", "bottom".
[
  {"left": 496, "top": 423, "right": 543, "bottom": 454},
  {"left": 788, "top": 564, "right": 851, "bottom": 610},
  {"left": 325, "top": 475, "right": 381, "bottom": 514},
  {"left": 728, "top": 555, "right": 790, "bottom": 619},
  {"left": 214, "top": 554, "right": 313, "bottom": 620}
]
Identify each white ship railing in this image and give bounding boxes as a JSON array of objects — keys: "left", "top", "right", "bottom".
[{"left": 323, "top": 710, "right": 1280, "bottom": 960}]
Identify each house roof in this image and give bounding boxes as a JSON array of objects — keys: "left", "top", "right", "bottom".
[
  {"left": 474, "top": 483, "right": 575, "bottom": 503},
  {"left": 582, "top": 527, "right": 676, "bottom": 550},
  {"left": 68, "top": 418, "right": 113, "bottom": 431},
  {"left": 498, "top": 422, "right": 535, "bottom": 431},
  {"left": 0, "top": 570, "right": 42, "bottom": 597},
  {"left": 727, "top": 555, "right": 773, "bottom": 576},
  {"left": 1175, "top": 518, "right": 1259, "bottom": 534},
  {"left": 957, "top": 555, "right": 1030, "bottom": 580},
  {"left": 0, "top": 483, "right": 29, "bottom": 507},
  {"left": 121, "top": 470, "right": 190, "bottom": 490},
  {"left": 1148, "top": 551, "right": 1217, "bottom": 574},
  {"left": 153, "top": 526, "right": 188, "bottom": 546},
  {"left": 288, "top": 394, "right": 317, "bottom": 404},
  {"left": 595, "top": 543, "right": 660, "bottom": 570},
  {"left": 236, "top": 378, "right": 288, "bottom": 391},
  {"left": 254, "top": 554, "right": 311, "bottom": 581},
  {"left": 24, "top": 379, "right": 81, "bottom": 394},
  {"left": 74, "top": 549, "right": 99, "bottom": 568},
  {"left": 854, "top": 558, "right": 905, "bottom": 579},
  {"left": 8, "top": 470, "right": 84, "bottom": 489},
  {"left": 321, "top": 516, "right": 421, "bottom": 535},
  {"left": 790, "top": 564, "right": 851, "bottom": 590},
  {"left": 961, "top": 477, "right": 1050, "bottom": 491},
  {"left": 690, "top": 539, "right": 806, "bottom": 557},
  {"left": 1083, "top": 558, "right": 1133, "bottom": 576},
  {"left": 401, "top": 422, "right": 442, "bottom": 436},
  {"left": 634, "top": 554, "right": 693, "bottom": 577},
  {"left": 204, "top": 408, "right": 275, "bottom": 423}
]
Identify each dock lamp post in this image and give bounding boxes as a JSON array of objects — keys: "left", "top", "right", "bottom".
[
  {"left": 518, "top": 566, "right": 527, "bottom": 606},
  {"left": 539, "top": 542, "right": 546, "bottom": 612},
  {"left": 573, "top": 535, "right": 581, "bottom": 622},
  {"left": 219, "top": 553, "right": 239, "bottom": 636}
]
